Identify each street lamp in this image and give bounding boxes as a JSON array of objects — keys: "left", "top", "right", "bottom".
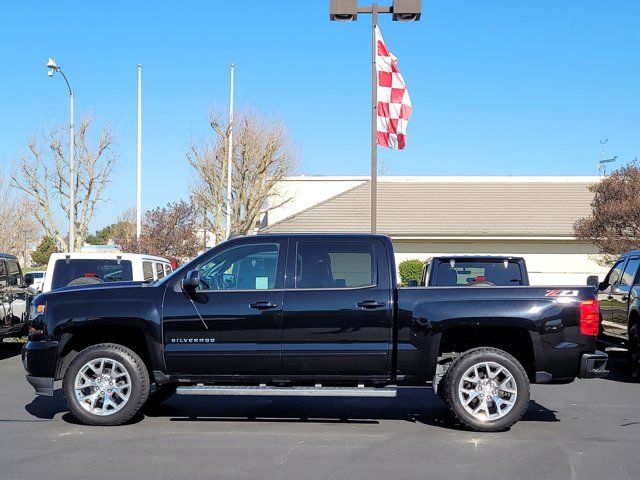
[
  {"left": 46, "top": 58, "right": 75, "bottom": 252},
  {"left": 329, "top": 0, "right": 421, "bottom": 233}
]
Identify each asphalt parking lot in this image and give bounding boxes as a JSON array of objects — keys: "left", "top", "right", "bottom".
[{"left": 0, "top": 342, "right": 638, "bottom": 480}]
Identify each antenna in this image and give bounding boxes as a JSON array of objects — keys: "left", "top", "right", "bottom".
[{"left": 598, "top": 139, "right": 617, "bottom": 176}]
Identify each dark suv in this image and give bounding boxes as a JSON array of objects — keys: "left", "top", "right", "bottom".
[
  {"left": 591, "top": 250, "right": 640, "bottom": 377},
  {"left": 0, "top": 253, "right": 32, "bottom": 340}
]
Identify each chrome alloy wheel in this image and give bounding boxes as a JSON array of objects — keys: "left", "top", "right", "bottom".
[
  {"left": 74, "top": 358, "right": 132, "bottom": 416},
  {"left": 458, "top": 361, "right": 517, "bottom": 421}
]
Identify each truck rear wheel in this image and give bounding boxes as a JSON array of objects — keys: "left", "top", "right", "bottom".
[
  {"left": 63, "top": 343, "right": 150, "bottom": 426},
  {"left": 444, "top": 347, "right": 529, "bottom": 432}
]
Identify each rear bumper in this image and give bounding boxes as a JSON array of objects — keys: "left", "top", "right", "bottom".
[{"left": 578, "top": 350, "right": 609, "bottom": 379}]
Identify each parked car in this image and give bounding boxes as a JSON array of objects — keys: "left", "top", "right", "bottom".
[
  {"left": 40, "top": 253, "right": 173, "bottom": 293},
  {"left": 589, "top": 250, "right": 640, "bottom": 378},
  {"left": 27, "top": 270, "right": 46, "bottom": 292},
  {"left": 421, "top": 255, "right": 529, "bottom": 286},
  {"left": 0, "top": 253, "right": 34, "bottom": 340},
  {"left": 23, "top": 234, "right": 607, "bottom": 431}
]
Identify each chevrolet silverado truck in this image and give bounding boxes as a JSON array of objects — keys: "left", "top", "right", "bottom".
[{"left": 23, "top": 234, "right": 608, "bottom": 431}]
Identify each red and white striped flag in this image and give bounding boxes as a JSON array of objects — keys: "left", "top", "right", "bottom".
[{"left": 375, "top": 26, "right": 412, "bottom": 150}]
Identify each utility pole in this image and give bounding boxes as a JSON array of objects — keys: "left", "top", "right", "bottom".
[
  {"left": 329, "top": 1, "right": 421, "bottom": 233},
  {"left": 46, "top": 58, "right": 75, "bottom": 251},
  {"left": 225, "top": 63, "right": 235, "bottom": 240},
  {"left": 137, "top": 64, "right": 143, "bottom": 244}
]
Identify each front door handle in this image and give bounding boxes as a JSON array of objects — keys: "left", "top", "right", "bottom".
[
  {"left": 249, "top": 301, "right": 278, "bottom": 310},
  {"left": 357, "top": 300, "right": 386, "bottom": 309}
]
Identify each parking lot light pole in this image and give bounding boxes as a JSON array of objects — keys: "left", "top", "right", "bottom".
[
  {"left": 329, "top": 0, "right": 421, "bottom": 233},
  {"left": 46, "top": 58, "right": 75, "bottom": 252}
]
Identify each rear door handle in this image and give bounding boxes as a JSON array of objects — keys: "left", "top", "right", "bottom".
[
  {"left": 249, "top": 301, "right": 278, "bottom": 310},
  {"left": 357, "top": 300, "right": 386, "bottom": 309}
]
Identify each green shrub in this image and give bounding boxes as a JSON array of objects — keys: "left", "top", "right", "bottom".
[{"left": 398, "top": 259, "right": 424, "bottom": 286}]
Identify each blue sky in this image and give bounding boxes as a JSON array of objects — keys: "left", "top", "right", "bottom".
[{"left": 1, "top": 1, "right": 638, "bottom": 231}]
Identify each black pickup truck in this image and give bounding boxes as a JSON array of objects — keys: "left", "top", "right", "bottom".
[
  {"left": 591, "top": 249, "right": 640, "bottom": 378},
  {"left": 23, "top": 234, "right": 608, "bottom": 431}
]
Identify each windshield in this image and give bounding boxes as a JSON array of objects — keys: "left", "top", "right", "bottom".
[
  {"left": 51, "top": 259, "right": 133, "bottom": 290},
  {"left": 435, "top": 260, "right": 524, "bottom": 286}
]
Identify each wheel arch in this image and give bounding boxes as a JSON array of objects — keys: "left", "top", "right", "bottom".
[
  {"left": 437, "top": 324, "right": 536, "bottom": 379},
  {"left": 56, "top": 321, "right": 157, "bottom": 381}
]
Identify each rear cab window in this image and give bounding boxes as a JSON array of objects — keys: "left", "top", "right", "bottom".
[
  {"left": 51, "top": 259, "right": 133, "bottom": 290},
  {"left": 294, "top": 241, "right": 375, "bottom": 289},
  {"left": 435, "top": 259, "right": 524, "bottom": 286}
]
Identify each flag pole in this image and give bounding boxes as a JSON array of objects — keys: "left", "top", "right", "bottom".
[
  {"left": 370, "top": 4, "right": 378, "bottom": 234},
  {"left": 225, "top": 63, "right": 235, "bottom": 240},
  {"left": 136, "top": 64, "right": 142, "bottom": 245}
]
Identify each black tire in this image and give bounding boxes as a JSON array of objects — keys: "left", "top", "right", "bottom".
[
  {"left": 147, "top": 383, "right": 178, "bottom": 406},
  {"left": 629, "top": 324, "right": 640, "bottom": 381},
  {"left": 63, "top": 343, "right": 150, "bottom": 426},
  {"left": 444, "top": 347, "right": 530, "bottom": 432}
]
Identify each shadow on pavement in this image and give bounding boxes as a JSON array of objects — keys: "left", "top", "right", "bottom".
[
  {"left": 0, "top": 342, "right": 23, "bottom": 360},
  {"left": 25, "top": 387, "right": 560, "bottom": 430},
  {"left": 600, "top": 350, "right": 638, "bottom": 384},
  {"left": 25, "top": 388, "right": 66, "bottom": 420},
  {"left": 144, "top": 388, "right": 559, "bottom": 431}
]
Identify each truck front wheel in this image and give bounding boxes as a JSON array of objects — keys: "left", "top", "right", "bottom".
[
  {"left": 63, "top": 343, "right": 150, "bottom": 426},
  {"left": 444, "top": 347, "right": 530, "bottom": 432}
]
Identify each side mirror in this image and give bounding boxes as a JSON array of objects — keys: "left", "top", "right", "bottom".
[
  {"left": 407, "top": 279, "right": 418, "bottom": 287},
  {"left": 181, "top": 269, "right": 200, "bottom": 291},
  {"left": 586, "top": 275, "right": 599, "bottom": 289},
  {"left": 24, "top": 273, "right": 34, "bottom": 286}
]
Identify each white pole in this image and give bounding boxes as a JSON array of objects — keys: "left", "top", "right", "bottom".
[
  {"left": 69, "top": 90, "right": 75, "bottom": 252},
  {"left": 225, "top": 63, "right": 235, "bottom": 240},
  {"left": 136, "top": 64, "right": 143, "bottom": 243}
]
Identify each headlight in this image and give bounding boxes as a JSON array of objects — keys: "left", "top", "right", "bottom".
[{"left": 30, "top": 303, "right": 45, "bottom": 320}]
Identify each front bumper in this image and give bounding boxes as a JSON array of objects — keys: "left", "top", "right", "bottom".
[
  {"left": 23, "top": 341, "right": 58, "bottom": 396},
  {"left": 26, "top": 376, "right": 54, "bottom": 396},
  {"left": 578, "top": 350, "right": 609, "bottom": 378}
]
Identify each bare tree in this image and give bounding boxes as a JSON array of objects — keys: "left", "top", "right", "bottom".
[
  {"left": 188, "top": 109, "right": 298, "bottom": 243},
  {"left": 574, "top": 162, "right": 640, "bottom": 258},
  {"left": 12, "top": 118, "right": 117, "bottom": 252},
  {"left": 115, "top": 201, "right": 200, "bottom": 259},
  {"left": 0, "top": 169, "right": 40, "bottom": 265}
]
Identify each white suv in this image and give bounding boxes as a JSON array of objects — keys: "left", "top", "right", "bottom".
[{"left": 41, "top": 253, "right": 173, "bottom": 293}]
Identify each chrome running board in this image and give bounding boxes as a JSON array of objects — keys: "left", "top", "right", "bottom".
[{"left": 175, "top": 385, "right": 397, "bottom": 398}]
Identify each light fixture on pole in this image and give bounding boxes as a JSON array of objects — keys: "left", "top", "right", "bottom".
[
  {"left": 47, "top": 57, "right": 76, "bottom": 252},
  {"left": 329, "top": 0, "right": 421, "bottom": 234}
]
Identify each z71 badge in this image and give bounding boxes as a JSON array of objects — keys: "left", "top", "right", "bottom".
[{"left": 544, "top": 289, "right": 579, "bottom": 297}]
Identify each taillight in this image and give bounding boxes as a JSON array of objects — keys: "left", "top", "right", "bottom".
[{"left": 579, "top": 299, "right": 600, "bottom": 336}]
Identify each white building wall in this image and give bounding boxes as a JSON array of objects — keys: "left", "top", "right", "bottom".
[{"left": 393, "top": 240, "right": 611, "bottom": 286}]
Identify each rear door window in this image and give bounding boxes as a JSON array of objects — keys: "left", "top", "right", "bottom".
[
  {"left": 295, "top": 241, "right": 375, "bottom": 289},
  {"left": 6, "top": 259, "right": 22, "bottom": 286},
  {"left": 51, "top": 259, "right": 133, "bottom": 290},
  {"left": 142, "top": 261, "right": 154, "bottom": 282},
  {"left": 0, "top": 261, "right": 7, "bottom": 286},
  {"left": 155, "top": 262, "right": 165, "bottom": 279}
]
